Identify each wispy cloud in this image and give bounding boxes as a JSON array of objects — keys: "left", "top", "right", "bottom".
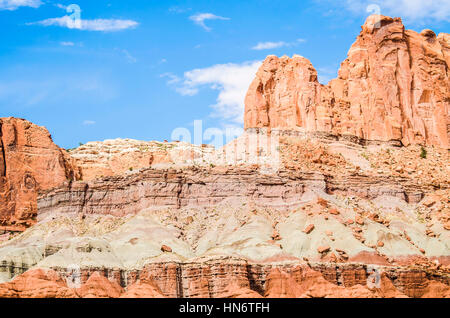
[
  {"left": 83, "top": 120, "right": 96, "bottom": 126},
  {"left": 0, "top": 0, "right": 42, "bottom": 11},
  {"left": 54, "top": 3, "right": 67, "bottom": 10},
  {"left": 60, "top": 41, "right": 75, "bottom": 46},
  {"left": 168, "top": 6, "right": 191, "bottom": 14},
  {"left": 165, "top": 61, "right": 262, "bottom": 124},
  {"left": 189, "top": 13, "right": 230, "bottom": 31},
  {"left": 116, "top": 49, "right": 137, "bottom": 63},
  {"left": 160, "top": 73, "right": 181, "bottom": 85},
  {"left": 252, "top": 39, "right": 306, "bottom": 50},
  {"left": 322, "top": 0, "right": 450, "bottom": 23},
  {"left": 28, "top": 16, "right": 139, "bottom": 32}
]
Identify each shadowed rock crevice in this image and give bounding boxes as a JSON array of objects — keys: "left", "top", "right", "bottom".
[{"left": 0, "top": 120, "right": 6, "bottom": 177}]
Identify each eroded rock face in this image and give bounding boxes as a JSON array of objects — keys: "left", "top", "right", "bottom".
[
  {"left": 0, "top": 118, "right": 79, "bottom": 232},
  {"left": 1, "top": 261, "right": 448, "bottom": 298},
  {"left": 244, "top": 15, "right": 450, "bottom": 148}
]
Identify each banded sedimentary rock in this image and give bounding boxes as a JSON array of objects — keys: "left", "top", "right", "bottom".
[
  {"left": 37, "top": 166, "right": 438, "bottom": 219},
  {"left": 1, "top": 259, "right": 449, "bottom": 298}
]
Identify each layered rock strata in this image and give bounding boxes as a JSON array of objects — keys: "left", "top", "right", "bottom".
[{"left": 0, "top": 258, "right": 449, "bottom": 298}]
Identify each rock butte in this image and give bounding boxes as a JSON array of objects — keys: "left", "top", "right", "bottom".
[
  {"left": 0, "top": 15, "right": 448, "bottom": 298},
  {"left": 244, "top": 15, "right": 449, "bottom": 149}
]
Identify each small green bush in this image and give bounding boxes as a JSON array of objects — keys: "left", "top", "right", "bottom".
[{"left": 420, "top": 147, "right": 427, "bottom": 159}]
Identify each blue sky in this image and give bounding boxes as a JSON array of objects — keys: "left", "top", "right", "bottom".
[{"left": 1, "top": 0, "right": 449, "bottom": 148}]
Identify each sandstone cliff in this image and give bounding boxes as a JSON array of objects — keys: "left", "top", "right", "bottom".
[
  {"left": 244, "top": 15, "right": 450, "bottom": 148},
  {"left": 0, "top": 118, "right": 79, "bottom": 233}
]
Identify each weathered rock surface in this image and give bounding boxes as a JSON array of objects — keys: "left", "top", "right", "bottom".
[
  {"left": 69, "top": 139, "right": 214, "bottom": 181},
  {"left": 0, "top": 118, "right": 79, "bottom": 233},
  {"left": 1, "top": 259, "right": 448, "bottom": 298},
  {"left": 244, "top": 15, "right": 449, "bottom": 148}
]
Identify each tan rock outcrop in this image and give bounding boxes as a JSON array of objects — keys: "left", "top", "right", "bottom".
[
  {"left": 69, "top": 139, "right": 214, "bottom": 181},
  {"left": 0, "top": 118, "right": 79, "bottom": 232},
  {"left": 244, "top": 15, "right": 449, "bottom": 148}
]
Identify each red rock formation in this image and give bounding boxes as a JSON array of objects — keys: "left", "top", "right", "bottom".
[
  {"left": 264, "top": 266, "right": 380, "bottom": 298},
  {"left": 244, "top": 15, "right": 449, "bottom": 148},
  {"left": 0, "top": 118, "right": 79, "bottom": 232},
  {"left": 217, "top": 283, "right": 263, "bottom": 298},
  {"left": 121, "top": 280, "right": 165, "bottom": 298},
  {"left": 0, "top": 261, "right": 448, "bottom": 298},
  {"left": 77, "top": 272, "right": 124, "bottom": 298},
  {"left": 421, "top": 279, "right": 450, "bottom": 298},
  {"left": 0, "top": 269, "right": 77, "bottom": 298}
]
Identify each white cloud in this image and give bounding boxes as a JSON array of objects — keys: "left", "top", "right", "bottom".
[
  {"left": 189, "top": 13, "right": 230, "bottom": 31},
  {"left": 340, "top": 0, "right": 450, "bottom": 22},
  {"left": 252, "top": 39, "right": 306, "bottom": 50},
  {"left": 60, "top": 41, "right": 75, "bottom": 46},
  {"left": 160, "top": 73, "right": 181, "bottom": 85},
  {"left": 54, "top": 3, "right": 67, "bottom": 10},
  {"left": 167, "top": 61, "right": 262, "bottom": 124},
  {"left": 0, "top": 0, "right": 42, "bottom": 10},
  {"left": 28, "top": 16, "right": 139, "bottom": 32},
  {"left": 83, "top": 120, "right": 96, "bottom": 126},
  {"left": 252, "top": 41, "right": 288, "bottom": 50}
]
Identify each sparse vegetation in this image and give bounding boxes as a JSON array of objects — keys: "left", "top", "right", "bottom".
[{"left": 420, "top": 146, "right": 427, "bottom": 159}]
